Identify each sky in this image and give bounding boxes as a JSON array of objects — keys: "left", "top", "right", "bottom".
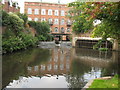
[{"left": 12, "top": 0, "right": 75, "bottom": 13}]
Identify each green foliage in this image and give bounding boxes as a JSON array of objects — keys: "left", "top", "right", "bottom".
[
  {"left": 37, "top": 35, "right": 47, "bottom": 41},
  {"left": 2, "top": 11, "right": 24, "bottom": 36},
  {"left": 28, "top": 21, "right": 52, "bottom": 41},
  {"left": 89, "top": 75, "right": 118, "bottom": 88},
  {"left": 2, "top": 33, "right": 38, "bottom": 53},
  {"left": 2, "top": 11, "right": 38, "bottom": 53},
  {"left": 28, "top": 21, "right": 50, "bottom": 36},
  {"left": 68, "top": 2, "right": 120, "bottom": 43},
  {"left": 99, "top": 48, "right": 108, "bottom": 51},
  {"left": 68, "top": 2, "right": 94, "bottom": 34},
  {"left": 17, "top": 13, "right": 28, "bottom": 27}
]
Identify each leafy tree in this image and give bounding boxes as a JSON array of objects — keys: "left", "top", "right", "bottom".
[
  {"left": 68, "top": 2, "right": 94, "bottom": 34},
  {"left": 17, "top": 13, "right": 28, "bottom": 27},
  {"left": 28, "top": 21, "right": 52, "bottom": 41},
  {"left": 2, "top": 11, "right": 24, "bottom": 36},
  {"left": 68, "top": 2, "right": 120, "bottom": 50}
]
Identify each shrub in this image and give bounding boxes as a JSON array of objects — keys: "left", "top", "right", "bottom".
[{"left": 99, "top": 48, "right": 108, "bottom": 51}]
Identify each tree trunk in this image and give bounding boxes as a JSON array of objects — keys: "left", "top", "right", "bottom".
[{"left": 113, "top": 39, "right": 119, "bottom": 51}]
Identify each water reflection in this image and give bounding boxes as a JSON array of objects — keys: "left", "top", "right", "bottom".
[{"left": 2, "top": 47, "right": 119, "bottom": 89}]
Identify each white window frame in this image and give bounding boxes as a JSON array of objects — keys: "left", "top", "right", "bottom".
[
  {"left": 67, "top": 28, "right": 70, "bottom": 32},
  {"left": 54, "top": 19, "right": 59, "bottom": 24},
  {"left": 34, "top": 18, "right": 38, "bottom": 21},
  {"left": 28, "top": 8, "right": 32, "bottom": 14},
  {"left": 61, "top": 19, "right": 64, "bottom": 25},
  {"left": 48, "top": 9, "right": 52, "bottom": 15},
  {"left": 34, "top": 9, "right": 39, "bottom": 15},
  {"left": 61, "top": 10, "right": 65, "bottom": 16},
  {"left": 41, "top": 9, "right": 46, "bottom": 15},
  {"left": 28, "top": 17, "right": 32, "bottom": 21},
  {"left": 54, "top": 10, "right": 59, "bottom": 16},
  {"left": 54, "top": 27, "right": 58, "bottom": 32},
  {"left": 41, "top": 18, "right": 46, "bottom": 22}
]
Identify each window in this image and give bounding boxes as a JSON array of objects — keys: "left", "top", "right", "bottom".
[
  {"left": 28, "top": 17, "right": 32, "bottom": 21},
  {"left": 34, "top": 9, "right": 39, "bottom": 15},
  {"left": 54, "top": 27, "right": 58, "bottom": 32},
  {"left": 48, "top": 9, "right": 52, "bottom": 15},
  {"left": 28, "top": 8, "right": 32, "bottom": 14},
  {"left": 54, "top": 64, "right": 58, "bottom": 70},
  {"left": 61, "top": 19, "right": 64, "bottom": 25},
  {"left": 34, "top": 18, "right": 38, "bottom": 21},
  {"left": 41, "top": 65, "right": 45, "bottom": 71},
  {"left": 60, "top": 64, "right": 64, "bottom": 70},
  {"left": 47, "top": 64, "right": 52, "bottom": 71},
  {"left": 34, "top": 66, "right": 38, "bottom": 71},
  {"left": 67, "top": 28, "right": 70, "bottom": 32},
  {"left": 54, "top": 10, "right": 59, "bottom": 16},
  {"left": 61, "top": 27, "right": 64, "bottom": 33},
  {"left": 61, "top": 10, "right": 65, "bottom": 16},
  {"left": 54, "top": 19, "right": 59, "bottom": 24},
  {"left": 48, "top": 18, "right": 52, "bottom": 23},
  {"left": 67, "top": 19, "right": 71, "bottom": 23},
  {"left": 41, "top": 9, "right": 46, "bottom": 15},
  {"left": 41, "top": 18, "right": 46, "bottom": 21}
]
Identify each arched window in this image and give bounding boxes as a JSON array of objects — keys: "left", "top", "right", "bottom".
[
  {"left": 61, "top": 19, "right": 64, "bottom": 25},
  {"left": 67, "top": 28, "right": 70, "bottom": 32},
  {"left": 54, "top": 19, "right": 59, "bottom": 24},
  {"left": 61, "top": 27, "right": 64, "bottom": 33},
  {"left": 54, "top": 27, "right": 58, "bottom": 32}
]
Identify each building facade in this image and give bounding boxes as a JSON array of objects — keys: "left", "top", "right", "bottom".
[
  {"left": 24, "top": 2, "right": 72, "bottom": 41},
  {"left": 0, "top": 0, "right": 20, "bottom": 13}
]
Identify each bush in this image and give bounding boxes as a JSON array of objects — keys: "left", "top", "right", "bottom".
[
  {"left": 2, "top": 34, "right": 38, "bottom": 53},
  {"left": 99, "top": 48, "right": 108, "bottom": 51},
  {"left": 2, "top": 11, "right": 38, "bottom": 53},
  {"left": 28, "top": 21, "right": 50, "bottom": 41},
  {"left": 2, "top": 11, "right": 24, "bottom": 36},
  {"left": 37, "top": 35, "right": 47, "bottom": 41}
]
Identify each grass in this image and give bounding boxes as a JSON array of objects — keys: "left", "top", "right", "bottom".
[{"left": 89, "top": 75, "right": 119, "bottom": 89}]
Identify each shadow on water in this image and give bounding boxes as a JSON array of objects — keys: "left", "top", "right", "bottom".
[{"left": 2, "top": 47, "right": 119, "bottom": 89}]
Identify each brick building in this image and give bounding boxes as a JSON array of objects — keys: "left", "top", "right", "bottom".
[
  {"left": 24, "top": 2, "right": 72, "bottom": 41},
  {"left": 0, "top": 0, "right": 20, "bottom": 13}
]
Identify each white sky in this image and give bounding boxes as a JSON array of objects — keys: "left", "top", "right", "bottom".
[{"left": 12, "top": 0, "right": 75, "bottom": 13}]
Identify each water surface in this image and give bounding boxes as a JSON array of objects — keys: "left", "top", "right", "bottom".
[{"left": 2, "top": 46, "right": 119, "bottom": 89}]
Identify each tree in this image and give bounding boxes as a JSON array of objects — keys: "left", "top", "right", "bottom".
[
  {"left": 17, "top": 13, "right": 28, "bottom": 27},
  {"left": 68, "top": 2, "right": 120, "bottom": 50},
  {"left": 68, "top": 2, "right": 94, "bottom": 34},
  {"left": 28, "top": 21, "right": 52, "bottom": 41}
]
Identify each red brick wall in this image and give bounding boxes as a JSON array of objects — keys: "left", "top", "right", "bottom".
[
  {"left": 0, "top": 2, "right": 20, "bottom": 13},
  {"left": 24, "top": 2, "right": 72, "bottom": 38}
]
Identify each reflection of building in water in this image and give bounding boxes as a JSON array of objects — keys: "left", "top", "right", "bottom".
[{"left": 27, "top": 48, "right": 73, "bottom": 76}]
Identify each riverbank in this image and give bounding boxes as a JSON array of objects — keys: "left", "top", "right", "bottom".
[{"left": 83, "top": 75, "right": 118, "bottom": 89}]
